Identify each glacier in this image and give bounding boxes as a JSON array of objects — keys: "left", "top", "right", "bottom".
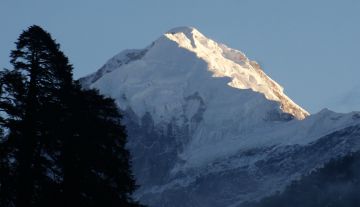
[{"left": 80, "top": 27, "right": 360, "bottom": 207}]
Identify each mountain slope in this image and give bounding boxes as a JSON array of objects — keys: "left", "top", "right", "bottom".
[
  {"left": 242, "top": 145, "right": 360, "bottom": 207},
  {"left": 80, "top": 27, "right": 360, "bottom": 207},
  {"left": 165, "top": 27, "right": 308, "bottom": 120}
]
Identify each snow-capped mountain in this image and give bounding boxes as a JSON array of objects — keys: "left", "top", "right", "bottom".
[
  {"left": 82, "top": 26, "right": 308, "bottom": 121},
  {"left": 80, "top": 27, "right": 360, "bottom": 207}
]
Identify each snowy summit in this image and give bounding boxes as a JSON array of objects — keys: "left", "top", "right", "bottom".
[
  {"left": 80, "top": 27, "right": 360, "bottom": 207},
  {"left": 83, "top": 26, "right": 308, "bottom": 121}
]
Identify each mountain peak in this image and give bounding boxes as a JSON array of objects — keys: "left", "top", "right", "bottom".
[
  {"left": 162, "top": 26, "right": 206, "bottom": 50},
  {"left": 81, "top": 27, "right": 309, "bottom": 120}
]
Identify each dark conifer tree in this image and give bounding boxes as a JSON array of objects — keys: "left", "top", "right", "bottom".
[
  {"left": 0, "top": 25, "right": 68, "bottom": 207},
  {"left": 58, "top": 86, "right": 141, "bottom": 207},
  {"left": 0, "top": 25, "right": 142, "bottom": 207}
]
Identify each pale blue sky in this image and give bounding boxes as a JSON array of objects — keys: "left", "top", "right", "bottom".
[{"left": 1, "top": 0, "right": 359, "bottom": 113}]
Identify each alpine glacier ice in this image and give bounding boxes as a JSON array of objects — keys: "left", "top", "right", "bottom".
[{"left": 80, "top": 27, "right": 360, "bottom": 207}]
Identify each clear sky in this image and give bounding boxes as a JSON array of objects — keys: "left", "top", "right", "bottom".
[{"left": 1, "top": 0, "right": 359, "bottom": 113}]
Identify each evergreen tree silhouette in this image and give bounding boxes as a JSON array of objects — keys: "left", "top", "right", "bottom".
[
  {"left": 0, "top": 25, "right": 67, "bottom": 207},
  {"left": 58, "top": 86, "right": 142, "bottom": 207},
  {"left": 0, "top": 25, "right": 143, "bottom": 207}
]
